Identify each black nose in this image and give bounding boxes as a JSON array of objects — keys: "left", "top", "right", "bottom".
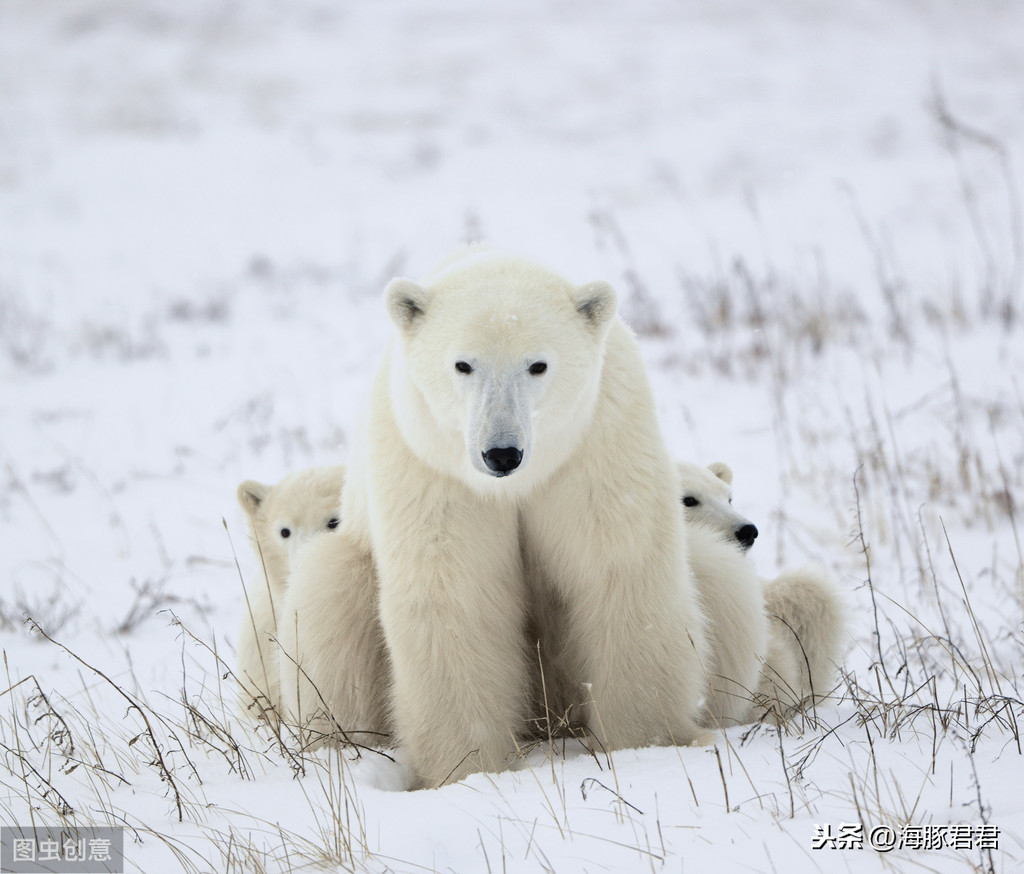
[
  {"left": 736, "top": 524, "right": 758, "bottom": 550},
  {"left": 482, "top": 447, "right": 523, "bottom": 475}
]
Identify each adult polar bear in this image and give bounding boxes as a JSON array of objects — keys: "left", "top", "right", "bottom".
[{"left": 279, "top": 249, "right": 708, "bottom": 788}]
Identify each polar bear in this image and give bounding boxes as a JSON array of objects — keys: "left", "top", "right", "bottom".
[
  {"left": 236, "top": 466, "right": 346, "bottom": 723},
  {"left": 665, "top": 460, "right": 768, "bottom": 727},
  {"left": 675, "top": 462, "right": 845, "bottom": 720},
  {"left": 677, "top": 461, "right": 758, "bottom": 551},
  {"left": 278, "top": 249, "right": 708, "bottom": 787}
]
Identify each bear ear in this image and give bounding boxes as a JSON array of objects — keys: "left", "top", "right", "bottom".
[
  {"left": 708, "top": 462, "right": 733, "bottom": 485},
  {"left": 237, "top": 480, "right": 269, "bottom": 517},
  {"left": 385, "top": 278, "right": 433, "bottom": 330},
  {"left": 571, "top": 280, "right": 617, "bottom": 330}
]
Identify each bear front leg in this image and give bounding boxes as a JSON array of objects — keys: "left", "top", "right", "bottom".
[
  {"left": 524, "top": 483, "right": 708, "bottom": 753},
  {"left": 375, "top": 483, "right": 528, "bottom": 789},
  {"left": 563, "top": 558, "right": 707, "bottom": 752},
  {"left": 277, "top": 531, "right": 391, "bottom": 750}
]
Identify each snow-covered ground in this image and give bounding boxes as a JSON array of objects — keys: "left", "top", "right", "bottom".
[{"left": 2, "top": 1, "right": 1023, "bottom": 871}]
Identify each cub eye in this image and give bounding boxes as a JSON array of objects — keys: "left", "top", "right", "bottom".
[
  {"left": 682, "top": 496, "right": 700, "bottom": 508},
  {"left": 528, "top": 361, "right": 547, "bottom": 375},
  {"left": 327, "top": 518, "right": 340, "bottom": 530},
  {"left": 455, "top": 361, "right": 473, "bottom": 374},
  {"left": 280, "top": 527, "right": 291, "bottom": 538}
]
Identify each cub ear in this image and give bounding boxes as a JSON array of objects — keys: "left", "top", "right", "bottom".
[
  {"left": 385, "top": 278, "right": 433, "bottom": 330},
  {"left": 708, "top": 462, "right": 733, "bottom": 485},
  {"left": 237, "top": 480, "right": 269, "bottom": 517},
  {"left": 572, "top": 280, "right": 617, "bottom": 330}
]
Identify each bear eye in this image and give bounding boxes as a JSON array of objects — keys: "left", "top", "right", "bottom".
[
  {"left": 528, "top": 361, "right": 547, "bottom": 375},
  {"left": 682, "top": 496, "right": 700, "bottom": 508},
  {"left": 455, "top": 361, "right": 473, "bottom": 374},
  {"left": 280, "top": 527, "right": 291, "bottom": 538},
  {"left": 327, "top": 517, "right": 340, "bottom": 530}
]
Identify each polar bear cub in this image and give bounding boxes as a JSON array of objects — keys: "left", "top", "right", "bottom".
[
  {"left": 675, "top": 463, "right": 767, "bottom": 726},
  {"left": 279, "top": 248, "right": 708, "bottom": 787},
  {"left": 677, "top": 461, "right": 845, "bottom": 718},
  {"left": 236, "top": 466, "right": 346, "bottom": 722}
]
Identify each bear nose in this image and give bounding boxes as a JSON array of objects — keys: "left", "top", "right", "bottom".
[
  {"left": 482, "top": 447, "right": 523, "bottom": 475},
  {"left": 736, "top": 524, "right": 758, "bottom": 550}
]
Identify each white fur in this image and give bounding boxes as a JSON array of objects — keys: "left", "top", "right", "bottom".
[
  {"left": 281, "top": 249, "right": 708, "bottom": 787},
  {"left": 235, "top": 466, "right": 345, "bottom": 724},
  {"left": 685, "top": 524, "right": 768, "bottom": 727},
  {"left": 275, "top": 522, "right": 393, "bottom": 748},
  {"left": 757, "top": 567, "right": 846, "bottom": 717}
]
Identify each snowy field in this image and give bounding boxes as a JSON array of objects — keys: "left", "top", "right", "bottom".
[{"left": 2, "top": 0, "right": 1023, "bottom": 871}]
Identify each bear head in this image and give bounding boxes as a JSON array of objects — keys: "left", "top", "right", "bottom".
[
  {"left": 384, "top": 250, "right": 617, "bottom": 494},
  {"left": 236, "top": 465, "right": 346, "bottom": 587},
  {"left": 676, "top": 461, "right": 758, "bottom": 550}
]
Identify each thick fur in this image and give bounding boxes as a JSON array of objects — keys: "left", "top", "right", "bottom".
[
  {"left": 275, "top": 519, "right": 393, "bottom": 748},
  {"left": 757, "top": 567, "right": 846, "bottom": 717},
  {"left": 280, "top": 249, "right": 708, "bottom": 788},
  {"left": 236, "top": 466, "right": 346, "bottom": 723},
  {"left": 252, "top": 461, "right": 772, "bottom": 734},
  {"left": 685, "top": 523, "right": 768, "bottom": 727}
]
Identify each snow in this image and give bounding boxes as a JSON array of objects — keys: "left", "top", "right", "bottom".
[{"left": 2, "top": 0, "right": 1023, "bottom": 871}]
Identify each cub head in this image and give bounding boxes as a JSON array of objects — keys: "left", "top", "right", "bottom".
[
  {"left": 236, "top": 465, "right": 346, "bottom": 587},
  {"left": 384, "top": 251, "right": 618, "bottom": 491},
  {"left": 677, "top": 461, "right": 758, "bottom": 551}
]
